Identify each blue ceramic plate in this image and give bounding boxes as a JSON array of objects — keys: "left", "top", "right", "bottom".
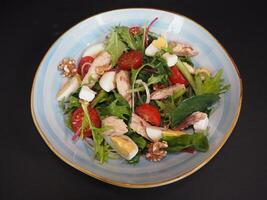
[{"left": 31, "top": 8, "right": 242, "bottom": 188}]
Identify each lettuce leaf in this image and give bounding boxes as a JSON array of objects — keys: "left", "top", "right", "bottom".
[
  {"left": 195, "top": 69, "right": 230, "bottom": 95},
  {"left": 115, "top": 26, "right": 138, "bottom": 50},
  {"left": 105, "top": 29, "right": 127, "bottom": 66}
]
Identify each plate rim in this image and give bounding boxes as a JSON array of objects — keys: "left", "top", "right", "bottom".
[{"left": 30, "top": 8, "right": 243, "bottom": 188}]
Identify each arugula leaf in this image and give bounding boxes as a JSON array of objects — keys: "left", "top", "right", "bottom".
[
  {"left": 96, "top": 92, "right": 130, "bottom": 120},
  {"left": 155, "top": 99, "right": 176, "bottom": 114},
  {"left": 115, "top": 26, "right": 137, "bottom": 50},
  {"left": 195, "top": 69, "right": 230, "bottom": 95},
  {"left": 163, "top": 133, "right": 209, "bottom": 152},
  {"left": 91, "top": 90, "right": 109, "bottom": 108},
  {"left": 147, "top": 74, "right": 166, "bottom": 85},
  {"left": 154, "top": 98, "right": 176, "bottom": 127},
  {"left": 113, "top": 91, "right": 129, "bottom": 106},
  {"left": 108, "top": 99, "right": 130, "bottom": 120},
  {"left": 59, "top": 95, "right": 80, "bottom": 114},
  {"left": 81, "top": 102, "right": 109, "bottom": 164},
  {"left": 130, "top": 74, "right": 166, "bottom": 93},
  {"left": 105, "top": 29, "right": 127, "bottom": 66}
]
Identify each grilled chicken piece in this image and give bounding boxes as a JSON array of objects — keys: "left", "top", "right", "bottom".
[
  {"left": 130, "top": 113, "right": 151, "bottom": 140},
  {"left": 102, "top": 116, "right": 128, "bottom": 136},
  {"left": 151, "top": 84, "right": 185, "bottom": 100},
  {"left": 169, "top": 41, "right": 198, "bottom": 57},
  {"left": 175, "top": 111, "right": 207, "bottom": 130},
  {"left": 82, "top": 51, "right": 111, "bottom": 87},
  {"left": 115, "top": 70, "right": 132, "bottom": 106}
]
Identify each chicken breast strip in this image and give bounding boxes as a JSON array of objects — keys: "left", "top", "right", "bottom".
[
  {"left": 115, "top": 70, "right": 132, "bottom": 106},
  {"left": 169, "top": 41, "right": 198, "bottom": 57},
  {"left": 82, "top": 51, "right": 111, "bottom": 87},
  {"left": 130, "top": 113, "right": 151, "bottom": 140},
  {"left": 150, "top": 84, "right": 185, "bottom": 100},
  {"left": 102, "top": 116, "right": 128, "bottom": 136}
]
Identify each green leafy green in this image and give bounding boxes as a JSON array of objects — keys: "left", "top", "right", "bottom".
[
  {"left": 115, "top": 26, "right": 138, "bottom": 50},
  {"left": 163, "top": 133, "right": 209, "bottom": 152},
  {"left": 126, "top": 132, "right": 147, "bottom": 150},
  {"left": 126, "top": 131, "right": 148, "bottom": 164},
  {"left": 147, "top": 74, "right": 166, "bottom": 85},
  {"left": 105, "top": 29, "right": 127, "bottom": 66},
  {"left": 59, "top": 95, "right": 80, "bottom": 114},
  {"left": 162, "top": 47, "right": 173, "bottom": 54},
  {"left": 170, "top": 94, "right": 220, "bottom": 128},
  {"left": 108, "top": 99, "right": 130, "bottom": 120},
  {"left": 195, "top": 69, "right": 230, "bottom": 95},
  {"left": 154, "top": 98, "right": 176, "bottom": 127},
  {"left": 91, "top": 90, "right": 109, "bottom": 108},
  {"left": 64, "top": 112, "right": 73, "bottom": 130},
  {"left": 127, "top": 153, "right": 141, "bottom": 164},
  {"left": 97, "top": 92, "right": 130, "bottom": 120},
  {"left": 134, "top": 29, "right": 145, "bottom": 51},
  {"left": 130, "top": 74, "right": 166, "bottom": 93},
  {"left": 81, "top": 102, "right": 109, "bottom": 164}
]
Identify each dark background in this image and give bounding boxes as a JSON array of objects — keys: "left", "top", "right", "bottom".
[{"left": 1, "top": 0, "right": 266, "bottom": 199}]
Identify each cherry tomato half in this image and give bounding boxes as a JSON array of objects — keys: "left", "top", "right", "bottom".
[
  {"left": 168, "top": 66, "right": 189, "bottom": 85},
  {"left": 117, "top": 50, "right": 143, "bottom": 71},
  {"left": 135, "top": 103, "right": 161, "bottom": 126},
  {"left": 71, "top": 107, "right": 101, "bottom": 138},
  {"left": 129, "top": 26, "right": 141, "bottom": 35},
  {"left": 77, "top": 56, "right": 94, "bottom": 78}
]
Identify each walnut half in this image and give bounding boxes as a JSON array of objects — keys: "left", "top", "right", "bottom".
[
  {"left": 58, "top": 58, "right": 77, "bottom": 77},
  {"left": 146, "top": 141, "right": 168, "bottom": 162}
]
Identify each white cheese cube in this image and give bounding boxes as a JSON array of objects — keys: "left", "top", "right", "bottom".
[
  {"left": 162, "top": 53, "right": 178, "bottom": 67},
  {"left": 99, "top": 71, "right": 116, "bottom": 92},
  {"left": 79, "top": 86, "right": 96, "bottom": 102},
  {"left": 145, "top": 43, "right": 160, "bottom": 57},
  {"left": 193, "top": 115, "right": 209, "bottom": 132},
  {"left": 82, "top": 43, "right": 105, "bottom": 58},
  {"left": 146, "top": 126, "right": 163, "bottom": 141}
]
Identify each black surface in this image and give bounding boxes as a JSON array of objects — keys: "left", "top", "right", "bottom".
[{"left": 1, "top": 0, "right": 267, "bottom": 199}]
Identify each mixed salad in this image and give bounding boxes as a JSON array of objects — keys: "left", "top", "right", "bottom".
[{"left": 57, "top": 18, "right": 230, "bottom": 164}]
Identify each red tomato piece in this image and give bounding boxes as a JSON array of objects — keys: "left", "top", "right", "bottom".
[
  {"left": 71, "top": 107, "right": 101, "bottom": 138},
  {"left": 135, "top": 103, "right": 161, "bottom": 126},
  {"left": 129, "top": 26, "right": 141, "bottom": 35},
  {"left": 117, "top": 50, "right": 143, "bottom": 70},
  {"left": 168, "top": 66, "right": 189, "bottom": 85},
  {"left": 77, "top": 56, "right": 94, "bottom": 78}
]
